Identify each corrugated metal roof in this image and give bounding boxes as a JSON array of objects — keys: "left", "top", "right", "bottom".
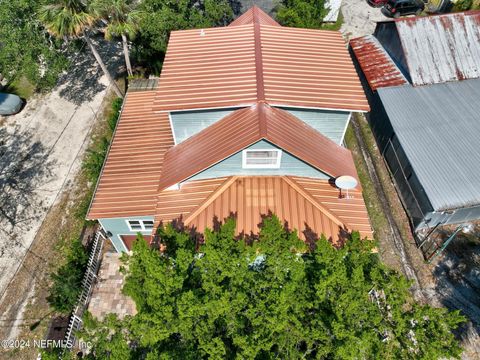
[
  {"left": 377, "top": 79, "right": 480, "bottom": 211},
  {"left": 154, "top": 176, "right": 372, "bottom": 243},
  {"left": 157, "top": 103, "right": 359, "bottom": 191},
  {"left": 87, "top": 91, "right": 174, "bottom": 219},
  {"left": 350, "top": 35, "right": 408, "bottom": 91},
  {"left": 394, "top": 11, "right": 480, "bottom": 86},
  {"left": 229, "top": 5, "right": 280, "bottom": 27},
  {"left": 154, "top": 10, "right": 369, "bottom": 112}
]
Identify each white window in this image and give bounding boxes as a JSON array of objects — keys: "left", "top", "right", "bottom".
[
  {"left": 126, "top": 220, "right": 154, "bottom": 232},
  {"left": 242, "top": 149, "right": 282, "bottom": 169}
]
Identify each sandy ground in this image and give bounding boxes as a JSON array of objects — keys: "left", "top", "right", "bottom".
[
  {"left": 0, "top": 37, "right": 122, "bottom": 340},
  {"left": 340, "top": 0, "right": 388, "bottom": 40}
]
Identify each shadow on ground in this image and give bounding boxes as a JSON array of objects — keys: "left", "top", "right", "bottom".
[
  {"left": 56, "top": 35, "right": 123, "bottom": 106},
  {"left": 433, "top": 232, "right": 480, "bottom": 355},
  {"left": 0, "top": 125, "right": 56, "bottom": 242}
]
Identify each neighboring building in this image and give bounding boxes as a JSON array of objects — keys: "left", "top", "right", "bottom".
[
  {"left": 350, "top": 11, "right": 480, "bottom": 235},
  {"left": 87, "top": 6, "right": 372, "bottom": 252}
]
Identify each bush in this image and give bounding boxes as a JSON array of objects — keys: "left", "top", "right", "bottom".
[
  {"left": 82, "top": 97, "right": 122, "bottom": 184},
  {"left": 453, "top": 0, "right": 473, "bottom": 10},
  {"left": 47, "top": 238, "right": 89, "bottom": 314}
]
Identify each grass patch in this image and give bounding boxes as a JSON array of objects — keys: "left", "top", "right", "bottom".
[
  {"left": 5, "top": 76, "right": 35, "bottom": 99},
  {"left": 344, "top": 124, "right": 388, "bottom": 241}
]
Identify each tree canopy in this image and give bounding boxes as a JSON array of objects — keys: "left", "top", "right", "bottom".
[
  {"left": 0, "top": 0, "right": 68, "bottom": 91},
  {"left": 80, "top": 215, "right": 465, "bottom": 359},
  {"left": 276, "top": 0, "right": 329, "bottom": 29},
  {"left": 133, "top": 0, "right": 233, "bottom": 72}
]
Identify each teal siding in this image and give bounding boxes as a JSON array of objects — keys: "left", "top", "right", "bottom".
[
  {"left": 171, "top": 108, "right": 238, "bottom": 144},
  {"left": 99, "top": 216, "right": 154, "bottom": 253},
  {"left": 280, "top": 107, "right": 350, "bottom": 144},
  {"left": 188, "top": 140, "right": 329, "bottom": 181}
]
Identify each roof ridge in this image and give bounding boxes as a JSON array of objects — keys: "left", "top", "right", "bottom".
[
  {"left": 282, "top": 176, "right": 344, "bottom": 227},
  {"left": 183, "top": 176, "right": 238, "bottom": 224},
  {"left": 253, "top": 11, "right": 266, "bottom": 101}
]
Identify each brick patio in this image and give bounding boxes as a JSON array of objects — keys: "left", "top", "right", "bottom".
[{"left": 88, "top": 252, "right": 137, "bottom": 320}]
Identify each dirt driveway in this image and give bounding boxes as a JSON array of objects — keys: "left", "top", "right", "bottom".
[
  {"left": 341, "top": 0, "right": 389, "bottom": 40},
  {"left": 0, "top": 38, "right": 122, "bottom": 339}
]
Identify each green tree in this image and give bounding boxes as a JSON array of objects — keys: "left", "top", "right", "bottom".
[
  {"left": 39, "top": 0, "right": 123, "bottom": 97},
  {"left": 90, "top": 0, "right": 144, "bottom": 76},
  {"left": 134, "top": 0, "right": 233, "bottom": 72},
  {"left": 81, "top": 215, "right": 465, "bottom": 359},
  {"left": 0, "top": 0, "right": 68, "bottom": 92},
  {"left": 276, "top": 0, "right": 328, "bottom": 29}
]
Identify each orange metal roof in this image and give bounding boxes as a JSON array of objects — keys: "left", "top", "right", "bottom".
[
  {"left": 229, "top": 6, "right": 280, "bottom": 27},
  {"left": 154, "top": 9, "right": 369, "bottom": 112},
  {"left": 350, "top": 35, "right": 408, "bottom": 91},
  {"left": 87, "top": 90, "right": 174, "bottom": 219},
  {"left": 157, "top": 103, "right": 359, "bottom": 191},
  {"left": 154, "top": 176, "right": 372, "bottom": 244}
]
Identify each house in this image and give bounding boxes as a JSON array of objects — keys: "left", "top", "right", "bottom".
[
  {"left": 86, "top": 6, "right": 372, "bottom": 252},
  {"left": 350, "top": 11, "right": 480, "bottom": 236}
]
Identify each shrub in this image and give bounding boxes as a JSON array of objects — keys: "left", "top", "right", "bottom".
[{"left": 47, "top": 238, "right": 89, "bottom": 314}]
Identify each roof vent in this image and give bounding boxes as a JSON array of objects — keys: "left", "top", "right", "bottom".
[{"left": 200, "top": 29, "right": 205, "bottom": 36}]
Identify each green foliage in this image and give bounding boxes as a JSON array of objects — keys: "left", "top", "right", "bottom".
[
  {"left": 81, "top": 215, "right": 465, "bottom": 359},
  {"left": 276, "top": 0, "right": 328, "bottom": 29},
  {"left": 134, "top": 0, "right": 233, "bottom": 73},
  {"left": 82, "top": 97, "right": 122, "bottom": 184},
  {"left": 89, "top": 0, "right": 143, "bottom": 40},
  {"left": 39, "top": 0, "right": 94, "bottom": 39},
  {"left": 453, "top": 0, "right": 473, "bottom": 10},
  {"left": 47, "top": 238, "right": 89, "bottom": 314},
  {"left": 0, "top": 0, "right": 68, "bottom": 93}
]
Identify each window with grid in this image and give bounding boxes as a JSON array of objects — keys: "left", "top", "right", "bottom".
[
  {"left": 127, "top": 220, "right": 154, "bottom": 231},
  {"left": 242, "top": 149, "right": 282, "bottom": 169}
]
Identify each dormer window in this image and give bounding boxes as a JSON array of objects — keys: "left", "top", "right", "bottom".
[{"left": 242, "top": 149, "right": 282, "bottom": 169}]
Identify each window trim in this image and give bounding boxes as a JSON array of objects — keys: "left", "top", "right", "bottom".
[
  {"left": 126, "top": 219, "right": 154, "bottom": 232},
  {"left": 242, "top": 149, "right": 282, "bottom": 169}
]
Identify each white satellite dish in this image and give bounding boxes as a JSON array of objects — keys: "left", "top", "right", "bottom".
[{"left": 335, "top": 175, "right": 358, "bottom": 199}]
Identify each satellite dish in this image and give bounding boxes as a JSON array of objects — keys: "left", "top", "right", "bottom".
[{"left": 335, "top": 175, "right": 358, "bottom": 199}]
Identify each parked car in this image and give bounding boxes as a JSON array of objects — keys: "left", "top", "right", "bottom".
[
  {"left": 0, "top": 92, "right": 23, "bottom": 115},
  {"left": 382, "top": 0, "right": 425, "bottom": 17},
  {"left": 367, "top": 0, "right": 388, "bottom": 7}
]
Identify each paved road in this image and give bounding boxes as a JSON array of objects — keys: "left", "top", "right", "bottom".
[{"left": 0, "top": 38, "right": 122, "bottom": 339}]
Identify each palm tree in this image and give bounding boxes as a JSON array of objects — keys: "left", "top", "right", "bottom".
[
  {"left": 39, "top": 0, "right": 123, "bottom": 98},
  {"left": 90, "top": 0, "right": 142, "bottom": 77}
]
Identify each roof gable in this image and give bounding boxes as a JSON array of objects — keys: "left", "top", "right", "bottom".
[
  {"left": 157, "top": 103, "right": 358, "bottom": 191},
  {"left": 154, "top": 11, "right": 369, "bottom": 112},
  {"left": 229, "top": 5, "right": 280, "bottom": 27},
  {"left": 154, "top": 176, "right": 372, "bottom": 243}
]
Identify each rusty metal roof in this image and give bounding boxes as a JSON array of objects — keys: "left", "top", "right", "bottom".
[
  {"left": 87, "top": 91, "right": 174, "bottom": 219},
  {"left": 229, "top": 5, "right": 280, "bottom": 27},
  {"left": 394, "top": 11, "right": 480, "bottom": 86},
  {"left": 154, "top": 10, "right": 369, "bottom": 112},
  {"left": 157, "top": 103, "right": 359, "bottom": 191},
  {"left": 350, "top": 35, "right": 408, "bottom": 91},
  {"left": 154, "top": 176, "right": 372, "bottom": 244}
]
